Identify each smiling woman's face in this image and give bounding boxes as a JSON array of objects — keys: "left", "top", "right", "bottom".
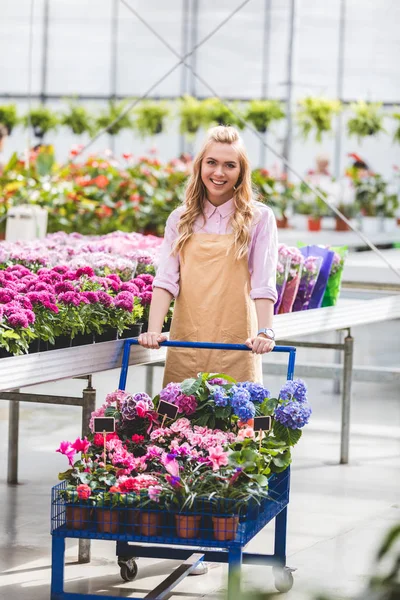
[{"left": 200, "top": 142, "right": 241, "bottom": 205}]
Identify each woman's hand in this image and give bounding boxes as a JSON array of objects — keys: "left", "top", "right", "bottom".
[
  {"left": 138, "top": 332, "right": 168, "bottom": 349},
  {"left": 245, "top": 334, "right": 275, "bottom": 354}
]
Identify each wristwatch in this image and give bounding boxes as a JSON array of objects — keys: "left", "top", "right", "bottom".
[{"left": 257, "top": 328, "right": 275, "bottom": 340}]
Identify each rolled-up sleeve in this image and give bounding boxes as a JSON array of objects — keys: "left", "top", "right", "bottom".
[
  {"left": 152, "top": 211, "right": 181, "bottom": 297},
  {"left": 249, "top": 206, "right": 278, "bottom": 302}
]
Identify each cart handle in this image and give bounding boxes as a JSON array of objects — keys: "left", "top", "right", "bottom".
[{"left": 118, "top": 338, "right": 296, "bottom": 391}]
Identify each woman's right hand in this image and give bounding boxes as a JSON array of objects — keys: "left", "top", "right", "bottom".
[{"left": 138, "top": 332, "right": 168, "bottom": 349}]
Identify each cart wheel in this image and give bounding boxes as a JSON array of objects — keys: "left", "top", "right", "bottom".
[
  {"left": 273, "top": 566, "right": 294, "bottom": 593},
  {"left": 119, "top": 560, "right": 138, "bottom": 582}
]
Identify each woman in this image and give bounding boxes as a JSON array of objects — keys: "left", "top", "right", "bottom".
[{"left": 139, "top": 125, "right": 278, "bottom": 385}]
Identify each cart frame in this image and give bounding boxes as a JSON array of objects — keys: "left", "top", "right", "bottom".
[{"left": 51, "top": 339, "right": 297, "bottom": 599}]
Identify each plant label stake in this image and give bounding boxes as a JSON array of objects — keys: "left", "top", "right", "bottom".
[
  {"left": 253, "top": 416, "right": 272, "bottom": 450},
  {"left": 157, "top": 400, "right": 178, "bottom": 427},
  {"left": 93, "top": 417, "right": 115, "bottom": 465}
]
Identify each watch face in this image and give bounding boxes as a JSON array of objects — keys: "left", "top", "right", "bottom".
[{"left": 265, "top": 328, "right": 275, "bottom": 339}]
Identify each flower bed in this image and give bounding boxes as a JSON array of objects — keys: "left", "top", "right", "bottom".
[{"left": 53, "top": 374, "right": 311, "bottom": 543}]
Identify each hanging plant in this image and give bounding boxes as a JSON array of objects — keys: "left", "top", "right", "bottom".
[
  {"left": 0, "top": 104, "right": 19, "bottom": 134},
  {"left": 178, "top": 95, "right": 208, "bottom": 137},
  {"left": 133, "top": 101, "right": 170, "bottom": 137},
  {"left": 296, "top": 97, "right": 342, "bottom": 142},
  {"left": 95, "top": 101, "right": 133, "bottom": 136},
  {"left": 22, "top": 105, "right": 59, "bottom": 139},
  {"left": 243, "top": 99, "right": 285, "bottom": 133},
  {"left": 60, "top": 100, "right": 94, "bottom": 136},
  {"left": 392, "top": 110, "right": 400, "bottom": 144},
  {"left": 202, "top": 98, "right": 245, "bottom": 130},
  {"left": 347, "top": 101, "right": 385, "bottom": 140}
]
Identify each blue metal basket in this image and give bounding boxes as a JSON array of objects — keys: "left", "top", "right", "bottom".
[{"left": 50, "top": 340, "right": 296, "bottom": 599}]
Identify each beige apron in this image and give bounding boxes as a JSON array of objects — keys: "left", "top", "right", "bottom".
[{"left": 163, "top": 233, "right": 262, "bottom": 386}]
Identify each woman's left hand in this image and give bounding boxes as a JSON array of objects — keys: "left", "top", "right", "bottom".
[{"left": 245, "top": 334, "right": 275, "bottom": 354}]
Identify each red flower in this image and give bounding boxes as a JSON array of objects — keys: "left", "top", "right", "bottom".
[
  {"left": 76, "top": 484, "right": 92, "bottom": 500},
  {"left": 131, "top": 434, "right": 145, "bottom": 444},
  {"left": 93, "top": 432, "right": 119, "bottom": 446},
  {"left": 93, "top": 175, "right": 109, "bottom": 188},
  {"left": 122, "top": 153, "right": 133, "bottom": 160},
  {"left": 109, "top": 486, "right": 123, "bottom": 493}
]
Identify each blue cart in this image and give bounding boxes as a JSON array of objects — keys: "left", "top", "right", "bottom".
[{"left": 51, "top": 340, "right": 296, "bottom": 599}]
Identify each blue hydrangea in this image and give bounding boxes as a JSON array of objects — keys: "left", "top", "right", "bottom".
[
  {"left": 234, "top": 400, "right": 256, "bottom": 422},
  {"left": 278, "top": 380, "right": 296, "bottom": 401},
  {"left": 229, "top": 385, "right": 251, "bottom": 409},
  {"left": 237, "top": 382, "right": 270, "bottom": 403},
  {"left": 212, "top": 386, "right": 229, "bottom": 407},
  {"left": 293, "top": 379, "right": 307, "bottom": 403},
  {"left": 274, "top": 401, "right": 312, "bottom": 429}
]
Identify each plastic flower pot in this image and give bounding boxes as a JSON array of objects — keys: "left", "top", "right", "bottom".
[
  {"left": 71, "top": 333, "right": 95, "bottom": 347},
  {"left": 94, "top": 328, "right": 118, "bottom": 343},
  {"left": 134, "top": 511, "right": 160, "bottom": 536},
  {"left": 335, "top": 217, "right": 351, "bottom": 231},
  {"left": 66, "top": 505, "right": 92, "bottom": 530},
  {"left": 276, "top": 216, "right": 289, "bottom": 229},
  {"left": 307, "top": 216, "right": 322, "bottom": 232},
  {"left": 175, "top": 514, "right": 201, "bottom": 539},
  {"left": 96, "top": 508, "right": 120, "bottom": 534},
  {"left": 0, "top": 348, "right": 14, "bottom": 359},
  {"left": 212, "top": 515, "right": 239, "bottom": 542},
  {"left": 50, "top": 335, "right": 72, "bottom": 350},
  {"left": 117, "top": 323, "right": 143, "bottom": 340}
]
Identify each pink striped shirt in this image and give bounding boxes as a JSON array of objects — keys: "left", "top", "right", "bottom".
[{"left": 153, "top": 198, "right": 278, "bottom": 302}]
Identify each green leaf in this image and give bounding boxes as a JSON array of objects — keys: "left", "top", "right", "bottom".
[
  {"left": 58, "top": 469, "right": 73, "bottom": 481},
  {"left": 261, "top": 397, "right": 278, "bottom": 415},
  {"left": 248, "top": 474, "right": 269, "bottom": 487},
  {"left": 180, "top": 375, "right": 203, "bottom": 396},
  {"left": 273, "top": 420, "right": 302, "bottom": 446},
  {"left": 77, "top": 472, "right": 91, "bottom": 484}
]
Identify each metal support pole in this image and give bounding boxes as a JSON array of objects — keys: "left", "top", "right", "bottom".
[
  {"left": 333, "top": 330, "right": 343, "bottom": 394},
  {"left": 340, "top": 330, "right": 353, "bottom": 464},
  {"left": 259, "top": 0, "right": 272, "bottom": 167},
  {"left": 334, "top": 0, "right": 346, "bottom": 179},
  {"left": 179, "top": 0, "right": 190, "bottom": 155},
  {"left": 78, "top": 376, "right": 96, "bottom": 564},
  {"left": 7, "top": 392, "right": 20, "bottom": 485},
  {"left": 282, "top": 0, "right": 297, "bottom": 175},
  {"left": 189, "top": 0, "right": 198, "bottom": 97},
  {"left": 40, "top": 0, "right": 50, "bottom": 103},
  {"left": 145, "top": 365, "right": 154, "bottom": 397}
]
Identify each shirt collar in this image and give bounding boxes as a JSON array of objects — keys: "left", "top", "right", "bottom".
[{"left": 203, "top": 198, "right": 235, "bottom": 218}]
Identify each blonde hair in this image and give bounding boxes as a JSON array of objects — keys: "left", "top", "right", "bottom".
[{"left": 174, "top": 125, "right": 254, "bottom": 260}]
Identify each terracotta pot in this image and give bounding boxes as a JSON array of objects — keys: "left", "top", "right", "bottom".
[
  {"left": 134, "top": 511, "right": 160, "bottom": 536},
  {"left": 96, "top": 508, "right": 119, "bottom": 534},
  {"left": 307, "top": 217, "right": 322, "bottom": 232},
  {"left": 212, "top": 516, "right": 239, "bottom": 542},
  {"left": 66, "top": 505, "right": 92, "bottom": 530},
  {"left": 335, "top": 217, "right": 351, "bottom": 232},
  {"left": 276, "top": 216, "right": 289, "bottom": 229},
  {"left": 175, "top": 514, "right": 201, "bottom": 539}
]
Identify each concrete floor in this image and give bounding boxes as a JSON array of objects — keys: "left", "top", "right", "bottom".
[{"left": 0, "top": 316, "right": 399, "bottom": 600}]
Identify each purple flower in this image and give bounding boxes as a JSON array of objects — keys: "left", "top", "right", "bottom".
[
  {"left": 0, "top": 289, "right": 16, "bottom": 304},
  {"left": 279, "top": 381, "right": 296, "bottom": 401},
  {"left": 81, "top": 291, "right": 99, "bottom": 304},
  {"left": 7, "top": 311, "right": 30, "bottom": 328},
  {"left": 136, "top": 274, "right": 154, "bottom": 286},
  {"left": 139, "top": 291, "right": 152, "bottom": 305},
  {"left": 55, "top": 281, "right": 75, "bottom": 294},
  {"left": 237, "top": 382, "right": 270, "bottom": 403},
  {"left": 114, "top": 291, "right": 134, "bottom": 312},
  {"left": 212, "top": 387, "right": 229, "bottom": 407},
  {"left": 132, "top": 277, "right": 145, "bottom": 291},
  {"left": 120, "top": 282, "right": 140, "bottom": 295},
  {"left": 58, "top": 291, "right": 81, "bottom": 306},
  {"left": 160, "top": 382, "right": 181, "bottom": 404},
  {"left": 293, "top": 379, "right": 307, "bottom": 403},
  {"left": 97, "top": 291, "right": 113, "bottom": 307},
  {"left": 174, "top": 393, "right": 197, "bottom": 415},
  {"left": 235, "top": 401, "right": 255, "bottom": 422},
  {"left": 208, "top": 377, "right": 228, "bottom": 385},
  {"left": 52, "top": 265, "right": 69, "bottom": 275},
  {"left": 229, "top": 385, "right": 251, "bottom": 409},
  {"left": 75, "top": 266, "right": 95, "bottom": 278},
  {"left": 274, "top": 401, "right": 312, "bottom": 429}
]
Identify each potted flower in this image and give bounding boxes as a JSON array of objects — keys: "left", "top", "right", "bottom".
[
  {"left": 347, "top": 101, "right": 385, "bottom": 141},
  {"left": 133, "top": 101, "right": 170, "bottom": 137},
  {"left": 60, "top": 100, "right": 94, "bottom": 136},
  {"left": 178, "top": 95, "right": 208, "bottom": 137},
  {"left": 22, "top": 105, "right": 59, "bottom": 140},
  {"left": 95, "top": 101, "right": 133, "bottom": 136},
  {"left": 243, "top": 100, "right": 285, "bottom": 133},
  {"left": 296, "top": 97, "right": 342, "bottom": 142},
  {"left": 0, "top": 104, "right": 19, "bottom": 134},
  {"left": 202, "top": 98, "right": 244, "bottom": 130}
]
